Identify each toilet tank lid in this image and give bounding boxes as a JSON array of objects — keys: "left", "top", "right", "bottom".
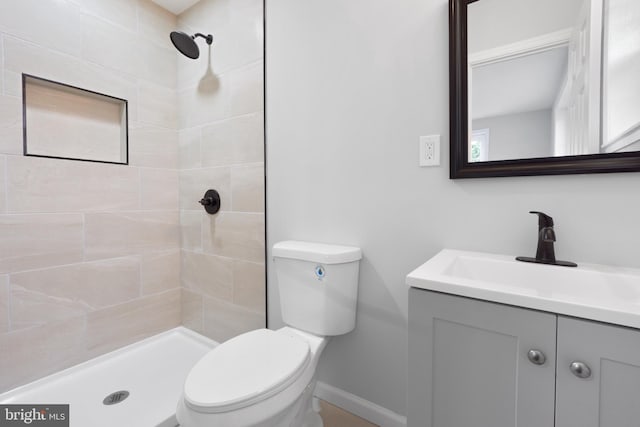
[{"left": 273, "top": 241, "right": 362, "bottom": 264}]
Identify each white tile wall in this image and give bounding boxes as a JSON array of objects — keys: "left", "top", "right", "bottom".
[
  {"left": 81, "top": 14, "right": 139, "bottom": 77},
  {"left": 202, "top": 295, "right": 264, "bottom": 343},
  {"left": 140, "top": 250, "right": 181, "bottom": 295},
  {"left": 177, "top": 73, "right": 230, "bottom": 128},
  {"left": 7, "top": 157, "right": 140, "bottom": 213},
  {"left": 0, "top": 214, "right": 84, "bottom": 274},
  {"left": 0, "top": 35, "right": 4, "bottom": 93},
  {"left": 85, "top": 289, "right": 181, "bottom": 356},
  {"left": 202, "top": 212, "right": 265, "bottom": 263},
  {"left": 137, "top": 38, "right": 177, "bottom": 88},
  {"left": 84, "top": 211, "right": 180, "bottom": 260},
  {"left": 178, "top": 0, "right": 265, "bottom": 342},
  {"left": 231, "top": 163, "right": 265, "bottom": 212},
  {"left": 0, "top": 156, "right": 6, "bottom": 214},
  {"left": 180, "top": 210, "right": 203, "bottom": 251},
  {"left": 141, "top": 168, "right": 179, "bottom": 210},
  {"left": 181, "top": 288, "right": 204, "bottom": 333},
  {"left": 179, "top": 127, "right": 202, "bottom": 169},
  {"left": 0, "top": 94, "right": 22, "bottom": 155},
  {"left": 10, "top": 257, "right": 140, "bottom": 330},
  {"left": 0, "top": 316, "right": 87, "bottom": 391},
  {"left": 200, "top": 112, "right": 264, "bottom": 167},
  {"left": 0, "top": 276, "right": 8, "bottom": 333},
  {"left": 2, "top": 36, "right": 139, "bottom": 108},
  {"left": 138, "top": 80, "right": 178, "bottom": 127},
  {"left": 0, "top": 0, "right": 180, "bottom": 392},
  {"left": 181, "top": 250, "right": 234, "bottom": 301},
  {"left": 138, "top": 1, "right": 179, "bottom": 50},
  {"left": 0, "top": 0, "right": 265, "bottom": 389},
  {"left": 232, "top": 260, "right": 265, "bottom": 313},
  {"left": 0, "top": 0, "right": 83, "bottom": 57},
  {"left": 229, "top": 61, "right": 264, "bottom": 117},
  {"left": 129, "top": 126, "right": 179, "bottom": 169},
  {"left": 71, "top": 0, "right": 138, "bottom": 31}
]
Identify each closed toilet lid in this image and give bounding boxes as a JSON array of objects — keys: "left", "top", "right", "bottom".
[{"left": 184, "top": 329, "right": 310, "bottom": 413}]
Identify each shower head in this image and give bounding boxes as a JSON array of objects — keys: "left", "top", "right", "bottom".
[{"left": 170, "top": 31, "right": 213, "bottom": 59}]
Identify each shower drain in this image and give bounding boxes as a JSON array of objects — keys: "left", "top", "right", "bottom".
[{"left": 103, "top": 390, "right": 130, "bottom": 405}]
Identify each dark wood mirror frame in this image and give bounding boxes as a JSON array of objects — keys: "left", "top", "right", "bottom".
[{"left": 449, "top": 0, "right": 640, "bottom": 179}]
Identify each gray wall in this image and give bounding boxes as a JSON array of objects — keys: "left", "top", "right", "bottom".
[
  {"left": 468, "top": 0, "right": 584, "bottom": 53},
  {"left": 473, "top": 109, "right": 553, "bottom": 161},
  {"left": 265, "top": 0, "right": 640, "bottom": 417}
]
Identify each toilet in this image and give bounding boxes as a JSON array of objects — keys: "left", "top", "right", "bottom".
[{"left": 176, "top": 241, "right": 362, "bottom": 427}]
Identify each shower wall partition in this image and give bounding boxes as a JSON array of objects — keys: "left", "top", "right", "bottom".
[
  {"left": 176, "top": 0, "right": 266, "bottom": 342},
  {"left": 0, "top": 0, "right": 265, "bottom": 393}
]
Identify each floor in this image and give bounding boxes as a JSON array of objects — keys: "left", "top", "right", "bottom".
[{"left": 318, "top": 400, "right": 379, "bottom": 427}]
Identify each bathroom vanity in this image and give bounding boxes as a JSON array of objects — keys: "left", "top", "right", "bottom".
[{"left": 407, "top": 250, "right": 640, "bottom": 427}]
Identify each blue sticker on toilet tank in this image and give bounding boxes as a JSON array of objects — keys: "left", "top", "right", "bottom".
[{"left": 314, "top": 265, "right": 325, "bottom": 280}]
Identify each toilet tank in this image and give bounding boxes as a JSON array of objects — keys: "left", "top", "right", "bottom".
[{"left": 273, "top": 241, "right": 362, "bottom": 336}]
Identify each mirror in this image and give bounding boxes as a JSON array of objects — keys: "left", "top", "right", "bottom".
[{"left": 450, "top": 0, "right": 640, "bottom": 178}]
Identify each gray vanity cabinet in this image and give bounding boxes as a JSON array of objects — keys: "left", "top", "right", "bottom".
[
  {"left": 408, "top": 288, "right": 557, "bottom": 427},
  {"left": 556, "top": 316, "right": 640, "bottom": 427},
  {"left": 409, "top": 288, "right": 640, "bottom": 427}
]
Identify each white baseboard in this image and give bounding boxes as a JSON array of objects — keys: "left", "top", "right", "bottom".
[{"left": 313, "top": 381, "right": 407, "bottom": 427}]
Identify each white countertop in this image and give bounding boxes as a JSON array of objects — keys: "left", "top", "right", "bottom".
[{"left": 407, "top": 249, "right": 640, "bottom": 329}]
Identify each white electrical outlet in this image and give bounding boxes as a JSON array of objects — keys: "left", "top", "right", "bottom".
[{"left": 419, "top": 135, "right": 440, "bottom": 166}]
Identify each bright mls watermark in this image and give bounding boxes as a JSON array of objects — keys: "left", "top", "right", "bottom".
[{"left": 0, "top": 405, "right": 69, "bottom": 426}]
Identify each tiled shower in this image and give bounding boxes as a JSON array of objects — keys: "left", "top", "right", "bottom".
[{"left": 0, "top": 0, "right": 265, "bottom": 393}]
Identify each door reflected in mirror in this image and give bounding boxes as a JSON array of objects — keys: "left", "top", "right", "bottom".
[{"left": 467, "top": 0, "right": 640, "bottom": 163}]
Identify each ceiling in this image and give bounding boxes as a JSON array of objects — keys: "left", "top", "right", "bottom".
[{"left": 151, "top": 0, "right": 201, "bottom": 15}]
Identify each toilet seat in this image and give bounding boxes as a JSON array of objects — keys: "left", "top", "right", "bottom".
[{"left": 183, "top": 329, "right": 310, "bottom": 413}]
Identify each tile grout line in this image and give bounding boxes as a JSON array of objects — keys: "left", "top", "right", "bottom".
[
  {"left": 180, "top": 161, "right": 264, "bottom": 172},
  {"left": 177, "top": 109, "right": 264, "bottom": 134}
]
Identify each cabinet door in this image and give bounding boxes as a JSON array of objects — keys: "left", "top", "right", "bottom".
[
  {"left": 408, "top": 289, "right": 556, "bottom": 427},
  {"left": 556, "top": 316, "right": 640, "bottom": 427}
]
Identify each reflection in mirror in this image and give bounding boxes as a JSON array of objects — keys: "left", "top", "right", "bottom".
[
  {"left": 466, "top": 0, "right": 640, "bottom": 163},
  {"left": 470, "top": 46, "right": 567, "bottom": 161},
  {"left": 603, "top": 0, "right": 640, "bottom": 153}
]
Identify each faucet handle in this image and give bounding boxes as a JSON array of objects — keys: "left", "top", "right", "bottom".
[
  {"left": 529, "top": 211, "right": 554, "bottom": 228},
  {"left": 541, "top": 227, "right": 556, "bottom": 242}
]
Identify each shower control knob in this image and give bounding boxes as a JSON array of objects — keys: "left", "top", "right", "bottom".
[
  {"left": 527, "top": 349, "right": 546, "bottom": 365},
  {"left": 570, "top": 361, "right": 591, "bottom": 379},
  {"left": 198, "top": 189, "right": 221, "bottom": 214}
]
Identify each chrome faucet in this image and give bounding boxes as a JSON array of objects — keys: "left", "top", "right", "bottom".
[{"left": 516, "top": 211, "right": 577, "bottom": 267}]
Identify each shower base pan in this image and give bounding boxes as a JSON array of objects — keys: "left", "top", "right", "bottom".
[{"left": 0, "top": 327, "right": 216, "bottom": 427}]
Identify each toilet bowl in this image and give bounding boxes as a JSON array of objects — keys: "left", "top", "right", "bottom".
[
  {"left": 176, "top": 327, "right": 326, "bottom": 427},
  {"left": 177, "top": 241, "right": 361, "bottom": 427}
]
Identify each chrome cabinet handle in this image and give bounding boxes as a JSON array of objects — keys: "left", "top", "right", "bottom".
[
  {"left": 570, "top": 361, "right": 592, "bottom": 379},
  {"left": 527, "top": 349, "right": 546, "bottom": 365}
]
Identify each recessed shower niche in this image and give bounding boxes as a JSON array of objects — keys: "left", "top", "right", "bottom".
[{"left": 22, "top": 74, "right": 128, "bottom": 164}]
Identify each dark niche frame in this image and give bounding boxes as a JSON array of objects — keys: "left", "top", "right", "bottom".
[
  {"left": 449, "top": 0, "right": 640, "bottom": 179},
  {"left": 22, "top": 73, "right": 129, "bottom": 165}
]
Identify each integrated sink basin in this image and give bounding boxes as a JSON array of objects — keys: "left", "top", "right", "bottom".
[{"left": 407, "top": 249, "right": 640, "bottom": 329}]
